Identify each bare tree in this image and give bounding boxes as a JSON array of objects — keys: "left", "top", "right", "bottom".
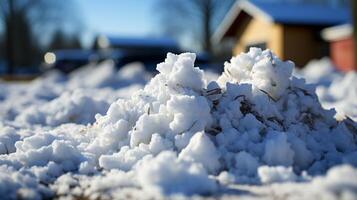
[
  {"left": 0, "top": 0, "right": 81, "bottom": 74},
  {"left": 157, "top": 0, "right": 235, "bottom": 54}
]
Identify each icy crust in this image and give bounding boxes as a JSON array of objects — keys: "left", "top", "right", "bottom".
[{"left": 0, "top": 49, "right": 356, "bottom": 199}]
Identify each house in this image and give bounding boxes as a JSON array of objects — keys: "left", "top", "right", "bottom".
[
  {"left": 213, "top": 0, "right": 350, "bottom": 67},
  {"left": 91, "top": 35, "right": 182, "bottom": 71},
  {"left": 322, "top": 24, "right": 356, "bottom": 71}
]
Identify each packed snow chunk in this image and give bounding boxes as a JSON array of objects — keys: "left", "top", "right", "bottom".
[
  {"left": 157, "top": 53, "right": 205, "bottom": 91},
  {"left": 286, "top": 133, "right": 314, "bottom": 170},
  {"left": 148, "top": 133, "right": 173, "bottom": 155},
  {"left": 99, "top": 145, "right": 150, "bottom": 171},
  {"left": 50, "top": 173, "right": 79, "bottom": 196},
  {"left": 0, "top": 165, "right": 53, "bottom": 200},
  {"left": 179, "top": 132, "right": 221, "bottom": 174},
  {"left": 136, "top": 151, "right": 217, "bottom": 195},
  {"left": 15, "top": 133, "right": 55, "bottom": 153},
  {"left": 86, "top": 118, "right": 131, "bottom": 156},
  {"left": 0, "top": 126, "right": 20, "bottom": 154},
  {"left": 12, "top": 132, "right": 84, "bottom": 171},
  {"left": 217, "top": 171, "right": 236, "bottom": 185},
  {"left": 234, "top": 151, "right": 259, "bottom": 176},
  {"left": 51, "top": 140, "right": 84, "bottom": 171},
  {"left": 263, "top": 132, "right": 294, "bottom": 166},
  {"left": 218, "top": 47, "right": 294, "bottom": 99},
  {"left": 167, "top": 95, "right": 212, "bottom": 134},
  {"left": 130, "top": 113, "right": 170, "bottom": 147},
  {"left": 258, "top": 165, "right": 298, "bottom": 184}
]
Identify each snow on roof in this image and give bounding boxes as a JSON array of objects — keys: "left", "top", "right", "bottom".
[
  {"left": 250, "top": 0, "right": 350, "bottom": 25},
  {"left": 321, "top": 24, "right": 352, "bottom": 41},
  {"left": 213, "top": 0, "right": 351, "bottom": 43}
]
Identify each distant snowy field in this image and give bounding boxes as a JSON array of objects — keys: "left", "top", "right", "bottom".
[{"left": 0, "top": 49, "right": 356, "bottom": 200}]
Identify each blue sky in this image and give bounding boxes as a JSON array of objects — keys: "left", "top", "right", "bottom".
[{"left": 79, "top": 0, "right": 160, "bottom": 37}]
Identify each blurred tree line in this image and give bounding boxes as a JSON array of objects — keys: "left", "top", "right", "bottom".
[{"left": 0, "top": 0, "right": 82, "bottom": 74}]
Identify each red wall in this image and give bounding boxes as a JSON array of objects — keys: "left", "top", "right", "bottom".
[{"left": 330, "top": 37, "right": 356, "bottom": 72}]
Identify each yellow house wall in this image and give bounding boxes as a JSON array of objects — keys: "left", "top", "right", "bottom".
[{"left": 232, "top": 18, "right": 283, "bottom": 58}]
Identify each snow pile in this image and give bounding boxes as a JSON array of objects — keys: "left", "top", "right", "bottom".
[
  {"left": 316, "top": 72, "right": 357, "bottom": 121},
  {"left": 297, "top": 58, "right": 357, "bottom": 121},
  {"left": 298, "top": 58, "right": 339, "bottom": 85},
  {"left": 0, "top": 49, "right": 356, "bottom": 199}
]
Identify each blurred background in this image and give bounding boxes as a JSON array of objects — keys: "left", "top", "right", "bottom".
[
  {"left": 0, "top": 0, "right": 356, "bottom": 122},
  {"left": 0, "top": 0, "right": 354, "bottom": 77}
]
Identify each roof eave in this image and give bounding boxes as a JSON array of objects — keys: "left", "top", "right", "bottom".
[
  {"left": 212, "top": 0, "right": 273, "bottom": 44},
  {"left": 211, "top": 0, "right": 242, "bottom": 44},
  {"left": 321, "top": 24, "right": 352, "bottom": 41}
]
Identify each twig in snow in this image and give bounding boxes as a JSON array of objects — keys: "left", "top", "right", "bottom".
[
  {"left": 187, "top": 120, "right": 198, "bottom": 132},
  {"left": 259, "top": 89, "right": 277, "bottom": 102},
  {"left": 147, "top": 107, "right": 150, "bottom": 115}
]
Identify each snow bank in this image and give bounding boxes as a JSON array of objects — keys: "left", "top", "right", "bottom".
[
  {"left": 297, "top": 58, "right": 357, "bottom": 121},
  {"left": 0, "top": 49, "right": 356, "bottom": 199},
  {"left": 68, "top": 61, "right": 149, "bottom": 89},
  {"left": 0, "top": 61, "right": 151, "bottom": 124},
  {"left": 316, "top": 72, "right": 357, "bottom": 121},
  {"left": 15, "top": 90, "right": 109, "bottom": 126}
]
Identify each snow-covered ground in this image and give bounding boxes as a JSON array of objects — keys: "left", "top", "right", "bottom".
[{"left": 0, "top": 49, "right": 356, "bottom": 200}]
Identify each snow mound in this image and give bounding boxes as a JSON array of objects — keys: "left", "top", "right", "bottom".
[
  {"left": 0, "top": 49, "right": 356, "bottom": 199},
  {"left": 0, "top": 61, "right": 151, "bottom": 123},
  {"left": 87, "top": 48, "right": 356, "bottom": 192},
  {"left": 15, "top": 90, "right": 109, "bottom": 126},
  {"left": 68, "top": 61, "right": 149, "bottom": 89},
  {"left": 316, "top": 72, "right": 357, "bottom": 121},
  {"left": 297, "top": 58, "right": 357, "bottom": 121}
]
